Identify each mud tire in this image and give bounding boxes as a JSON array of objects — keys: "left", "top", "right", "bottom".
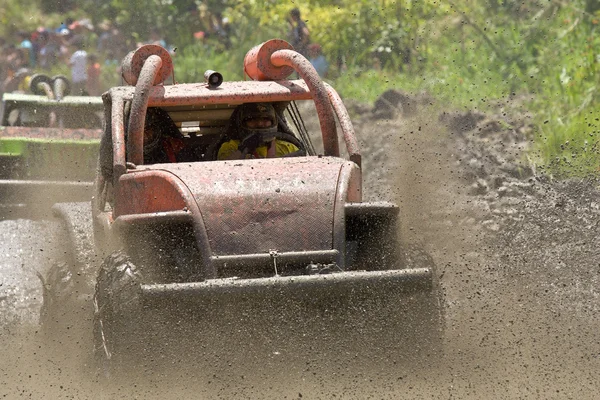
[{"left": 93, "top": 250, "right": 144, "bottom": 379}]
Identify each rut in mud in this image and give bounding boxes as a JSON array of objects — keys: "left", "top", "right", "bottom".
[{"left": 1, "top": 91, "right": 600, "bottom": 398}]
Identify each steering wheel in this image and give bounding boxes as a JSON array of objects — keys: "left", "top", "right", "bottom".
[{"left": 266, "top": 131, "right": 306, "bottom": 157}]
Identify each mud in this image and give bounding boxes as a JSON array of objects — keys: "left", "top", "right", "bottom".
[
  {"left": 1, "top": 92, "right": 600, "bottom": 398},
  {"left": 0, "top": 219, "right": 66, "bottom": 327}
]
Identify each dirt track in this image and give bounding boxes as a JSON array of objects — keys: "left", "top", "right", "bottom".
[{"left": 1, "top": 94, "right": 600, "bottom": 398}]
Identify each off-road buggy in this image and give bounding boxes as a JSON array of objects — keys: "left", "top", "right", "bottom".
[
  {"left": 0, "top": 74, "right": 102, "bottom": 217},
  {"left": 46, "top": 42, "right": 443, "bottom": 379}
]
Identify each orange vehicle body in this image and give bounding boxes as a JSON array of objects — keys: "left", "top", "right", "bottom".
[{"left": 74, "top": 41, "right": 442, "bottom": 375}]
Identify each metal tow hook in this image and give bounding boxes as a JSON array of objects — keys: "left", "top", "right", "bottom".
[{"left": 269, "top": 250, "right": 280, "bottom": 277}]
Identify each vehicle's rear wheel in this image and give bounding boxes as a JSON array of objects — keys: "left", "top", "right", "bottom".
[{"left": 93, "top": 250, "right": 144, "bottom": 379}]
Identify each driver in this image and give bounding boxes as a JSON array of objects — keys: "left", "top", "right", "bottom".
[{"left": 217, "top": 102, "right": 300, "bottom": 160}]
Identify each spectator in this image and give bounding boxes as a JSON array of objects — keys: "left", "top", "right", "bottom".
[
  {"left": 212, "top": 13, "right": 231, "bottom": 49},
  {"left": 68, "top": 20, "right": 88, "bottom": 50},
  {"left": 107, "top": 26, "right": 130, "bottom": 61},
  {"left": 195, "top": 3, "right": 215, "bottom": 37},
  {"left": 96, "top": 20, "right": 113, "bottom": 54},
  {"left": 68, "top": 36, "right": 88, "bottom": 95},
  {"left": 57, "top": 29, "right": 73, "bottom": 64},
  {"left": 37, "top": 30, "right": 60, "bottom": 69},
  {"left": 308, "top": 44, "right": 329, "bottom": 78},
  {"left": 1, "top": 48, "right": 29, "bottom": 95},
  {"left": 31, "top": 29, "right": 44, "bottom": 65},
  {"left": 288, "top": 8, "right": 310, "bottom": 57},
  {"left": 102, "top": 50, "right": 121, "bottom": 86},
  {"left": 86, "top": 53, "right": 101, "bottom": 95},
  {"left": 55, "top": 18, "right": 74, "bottom": 34},
  {"left": 17, "top": 31, "right": 36, "bottom": 68},
  {"left": 188, "top": 5, "right": 230, "bottom": 49},
  {"left": 193, "top": 31, "right": 206, "bottom": 42},
  {"left": 78, "top": 19, "right": 97, "bottom": 50},
  {"left": 104, "top": 50, "right": 119, "bottom": 68}
]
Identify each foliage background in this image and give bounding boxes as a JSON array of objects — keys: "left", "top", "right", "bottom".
[{"left": 2, "top": 0, "right": 600, "bottom": 176}]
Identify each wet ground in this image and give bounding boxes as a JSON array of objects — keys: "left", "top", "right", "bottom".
[
  {"left": 0, "top": 219, "right": 65, "bottom": 327},
  {"left": 1, "top": 95, "right": 600, "bottom": 398}
]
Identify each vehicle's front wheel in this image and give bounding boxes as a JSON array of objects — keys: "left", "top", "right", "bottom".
[{"left": 93, "top": 250, "right": 144, "bottom": 379}]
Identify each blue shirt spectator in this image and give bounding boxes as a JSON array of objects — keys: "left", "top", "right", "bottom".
[{"left": 17, "top": 31, "right": 36, "bottom": 68}]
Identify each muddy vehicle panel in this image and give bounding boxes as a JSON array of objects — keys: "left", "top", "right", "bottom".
[
  {"left": 0, "top": 80, "right": 103, "bottom": 217},
  {"left": 46, "top": 42, "right": 443, "bottom": 379}
]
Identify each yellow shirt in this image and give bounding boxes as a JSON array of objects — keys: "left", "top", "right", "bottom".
[{"left": 217, "top": 139, "right": 300, "bottom": 160}]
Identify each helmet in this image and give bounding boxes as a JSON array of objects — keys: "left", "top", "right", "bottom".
[
  {"left": 233, "top": 102, "right": 278, "bottom": 141},
  {"left": 143, "top": 107, "right": 181, "bottom": 153}
]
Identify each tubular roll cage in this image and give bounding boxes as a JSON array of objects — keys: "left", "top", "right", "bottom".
[{"left": 106, "top": 40, "right": 361, "bottom": 184}]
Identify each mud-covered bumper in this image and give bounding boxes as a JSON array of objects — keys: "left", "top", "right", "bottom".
[
  {"left": 141, "top": 268, "right": 433, "bottom": 303},
  {"left": 131, "top": 266, "right": 442, "bottom": 375}
]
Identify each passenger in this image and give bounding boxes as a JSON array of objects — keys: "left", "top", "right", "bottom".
[
  {"left": 217, "top": 102, "right": 300, "bottom": 160},
  {"left": 142, "top": 107, "right": 185, "bottom": 164}
]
